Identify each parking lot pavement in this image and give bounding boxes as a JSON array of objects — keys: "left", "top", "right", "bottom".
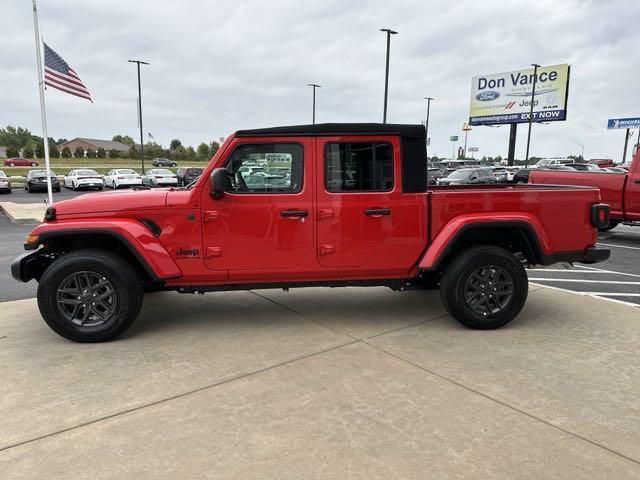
[
  {"left": 0, "top": 215, "right": 37, "bottom": 301},
  {"left": 1, "top": 287, "right": 640, "bottom": 478},
  {"left": 1, "top": 186, "right": 100, "bottom": 204},
  {"left": 527, "top": 224, "right": 640, "bottom": 306}
]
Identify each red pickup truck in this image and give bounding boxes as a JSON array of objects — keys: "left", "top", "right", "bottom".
[
  {"left": 530, "top": 149, "right": 640, "bottom": 230},
  {"left": 12, "top": 124, "right": 610, "bottom": 342}
]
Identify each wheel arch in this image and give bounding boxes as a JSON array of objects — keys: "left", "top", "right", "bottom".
[{"left": 419, "top": 219, "right": 549, "bottom": 272}]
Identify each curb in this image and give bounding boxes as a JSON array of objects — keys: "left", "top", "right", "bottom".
[{"left": 0, "top": 202, "right": 43, "bottom": 224}]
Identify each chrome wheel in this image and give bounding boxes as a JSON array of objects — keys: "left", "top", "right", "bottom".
[
  {"left": 56, "top": 271, "right": 118, "bottom": 327},
  {"left": 463, "top": 265, "right": 513, "bottom": 316}
]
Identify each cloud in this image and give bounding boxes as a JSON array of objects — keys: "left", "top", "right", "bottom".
[{"left": 2, "top": 0, "right": 639, "bottom": 159}]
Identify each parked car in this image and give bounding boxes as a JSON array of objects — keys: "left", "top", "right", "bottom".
[
  {"left": 531, "top": 149, "right": 640, "bottom": 231},
  {"left": 589, "top": 159, "right": 614, "bottom": 168},
  {"left": 103, "top": 169, "right": 142, "bottom": 189},
  {"left": 25, "top": 170, "right": 60, "bottom": 193},
  {"left": 512, "top": 168, "right": 533, "bottom": 183},
  {"left": 176, "top": 167, "right": 203, "bottom": 186},
  {"left": 141, "top": 168, "right": 178, "bottom": 187},
  {"left": 437, "top": 167, "right": 496, "bottom": 185},
  {"left": 602, "top": 167, "right": 628, "bottom": 173},
  {"left": 533, "top": 157, "right": 573, "bottom": 169},
  {"left": 11, "top": 123, "right": 610, "bottom": 342},
  {"left": 152, "top": 158, "right": 177, "bottom": 167},
  {"left": 64, "top": 169, "right": 103, "bottom": 191},
  {"left": 492, "top": 167, "right": 516, "bottom": 183},
  {"left": 4, "top": 157, "right": 38, "bottom": 167},
  {"left": 427, "top": 167, "right": 443, "bottom": 185},
  {"left": 435, "top": 159, "right": 482, "bottom": 171},
  {"left": 0, "top": 170, "right": 11, "bottom": 193},
  {"left": 564, "top": 163, "right": 601, "bottom": 172}
]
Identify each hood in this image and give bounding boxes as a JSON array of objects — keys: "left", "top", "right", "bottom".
[{"left": 53, "top": 189, "right": 169, "bottom": 216}]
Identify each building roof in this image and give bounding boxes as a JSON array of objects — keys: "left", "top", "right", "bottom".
[
  {"left": 235, "top": 123, "right": 426, "bottom": 139},
  {"left": 58, "top": 138, "right": 131, "bottom": 151}
]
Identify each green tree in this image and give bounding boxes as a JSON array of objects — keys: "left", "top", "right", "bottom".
[
  {"left": 171, "top": 145, "right": 187, "bottom": 161},
  {"left": 170, "top": 139, "right": 182, "bottom": 150},
  {"left": 186, "top": 146, "right": 197, "bottom": 160},
  {"left": 197, "top": 142, "right": 211, "bottom": 160},
  {"left": 210, "top": 141, "right": 220, "bottom": 156},
  {"left": 6, "top": 146, "right": 19, "bottom": 157},
  {"left": 108, "top": 149, "right": 119, "bottom": 159},
  {"left": 97, "top": 147, "right": 106, "bottom": 158},
  {"left": 22, "top": 145, "right": 34, "bottom": 158},
  {"left": 35, "top": 142, "right": 45, "bottom": 158},
  {"left": 128, "top": 145, "right": 139, "bottom": 159},
  {"left": 56, "top": 138, "right": 68, "bottom": 145},
  {"left": 86, "top": 148, "right": 96, "bottom": 158},
  {"left": 0, "top": 126, "right": 34, "bottom": 150},
  {"left": 112, "top": 135, "right": 134, "bottom": 145},
  {"left": 61, "top": 147, "right": 72, "bottom": 158},
  {"left": 49, "top": 146, "right": 60, "bottom": 158},
  {"left": 74, "top": 146, "right": 85, "bottom": 158}
]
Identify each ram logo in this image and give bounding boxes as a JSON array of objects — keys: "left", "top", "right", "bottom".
[{"left": 476, "top": 91, "right": 500, "bottom": 101}]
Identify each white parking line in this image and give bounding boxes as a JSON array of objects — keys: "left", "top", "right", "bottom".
[
  {"left": 530, "top": 282, "right": 640, "bottom": 308},
  {"left": 574, "top": 264, "right": 640, "bottom": 279},
  {"left": 597, "top": 242, "right": 640, "bottom": 251},
  {"left": 526, "top": 268, "right": 609, "bottom": 273},
  {"left": 527, "top": 278, "right": 640, "bottom": 285},
  {"left": 579, "top": 292, "right": 640, "bottom": 297}
]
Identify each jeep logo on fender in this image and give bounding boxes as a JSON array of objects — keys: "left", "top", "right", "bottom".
[
  {"left": 176, "top": 248, "right": 199, "bottom": 257},
  {"left": 475, "top": 91, "right": 500, "bottom": 101}
]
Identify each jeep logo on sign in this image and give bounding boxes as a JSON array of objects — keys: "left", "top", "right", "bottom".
[
  {"left": 475, "top": 91, "right": 500, "bottom": 101},
  {"left": 176, "top": 248, "right": 199, "bottom": 257}
]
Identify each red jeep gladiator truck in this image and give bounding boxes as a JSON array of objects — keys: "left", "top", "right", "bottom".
[
  {"left": 530, "top": 149, "right": 640, "bottom": 230},
  {"left": 12, "top": 124, "right": 610, "bottom": 342}
]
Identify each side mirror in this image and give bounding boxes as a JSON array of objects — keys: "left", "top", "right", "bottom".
[{"left": 210, "top": 168, "right": 232, "bottom": 199}]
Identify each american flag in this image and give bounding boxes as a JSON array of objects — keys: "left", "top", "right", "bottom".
[{"left": 44, "top": 42, "right": 92, "bottom": 102}]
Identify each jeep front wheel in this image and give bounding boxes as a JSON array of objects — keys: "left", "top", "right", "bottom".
[
  {"left": 439, "top": 246, "right": 528, "bottom": 329},
  {"left": 37, "top": 249, "right": 143, "bottom": 342}
]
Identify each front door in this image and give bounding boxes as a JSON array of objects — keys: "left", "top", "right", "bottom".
[
  {"left": 201, "top": 139, "right": 315, "bottom": 279},
  {"left": 315, "top": 136, "right": 426, "bottom": 276}
]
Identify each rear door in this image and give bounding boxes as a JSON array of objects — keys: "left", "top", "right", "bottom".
[{"left": 315, "top": 136, "right": 426, "bottom": 275}]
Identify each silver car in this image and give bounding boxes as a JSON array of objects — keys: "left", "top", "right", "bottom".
[{"left": 141, "top": 168, "right": 178, "bottom": 187}]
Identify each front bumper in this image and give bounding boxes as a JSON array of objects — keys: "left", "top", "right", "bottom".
[{"left": 11, "top": 250, "right": 47, "bottom": 282}]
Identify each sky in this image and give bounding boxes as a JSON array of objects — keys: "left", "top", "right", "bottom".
[{"left": 2, "top": 0, "right": 640, "bottom": 160}]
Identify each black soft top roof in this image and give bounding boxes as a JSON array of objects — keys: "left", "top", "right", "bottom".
[{"left": 236, "top": 123, "right": 425, "bottom": 139}]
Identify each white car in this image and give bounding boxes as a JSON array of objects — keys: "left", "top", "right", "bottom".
[
  {"left": 64, "top": 169, "right": 104, "bottom": 191},
  {"left": 0, "top": 170, "right": 11, "bottom": 193},
  {"left": 141, "top": 168, "right": 178, "bottom": 187},
  {"left": 103, "top": 169, "right": 142, "bottom": 189}
]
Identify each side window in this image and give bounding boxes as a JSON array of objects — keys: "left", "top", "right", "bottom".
[
  {"left": 225, "top": 143, "right": 303, "bottom": 194},
  {"left": 324, "top": 142, "right": 393, "bottom": 192}
]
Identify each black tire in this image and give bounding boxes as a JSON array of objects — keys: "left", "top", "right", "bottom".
[
  {"left": 31, "top": 162, "right": 37, "bottom": 167},
  {"left": 439, "top": 246, "right": 528, "bottom": 330},
  {"left": 9, "top": 162, "right": 15, "bottom": 167},
  {"left": 37, "top": 249, "right": 144, "bottom": 342},
  {"left": 598, "top": 220, "right": 619, "bottom": 232}
]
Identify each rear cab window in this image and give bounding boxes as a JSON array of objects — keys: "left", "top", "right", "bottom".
[{"left": 324, "top": 142, "right": 393, "bottom": 192}]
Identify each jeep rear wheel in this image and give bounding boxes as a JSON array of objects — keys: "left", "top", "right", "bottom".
[
  {"left": 439, "top": 246, "right": 528, "bottom": 329},
  {"left": 37, "top": 249, "right": 143, "bottom": 342}
]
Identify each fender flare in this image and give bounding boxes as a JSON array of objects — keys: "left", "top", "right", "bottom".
[
  {"left": 419, "top": 214, "right": 552, "bottom": 270},
  {"left": 25, "top": 219, "right": 182, "bottom": 281}
]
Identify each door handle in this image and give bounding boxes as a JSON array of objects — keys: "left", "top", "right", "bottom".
[
  {"left": 634, "top": 179, "right": 640, "bottom": 184},
  {"left": 281, "top": 209, "right": 308, "bottom": 218},
  {"left": 364, "top": 207, "right": 391, "bottom": 216}
]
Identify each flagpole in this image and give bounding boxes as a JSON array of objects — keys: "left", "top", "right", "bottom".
[{"left": 32, "top": 0, "right": 53, "bottom": 206}]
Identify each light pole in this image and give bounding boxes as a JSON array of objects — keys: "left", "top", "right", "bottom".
[
  {"left": 424, "top": 97, "right": 434, "bottom": 159},
  {"left": 574, "top": 142, "right": 584, "bottom": 161},
  {"left": 128, "top": 59, "right": 149, "bottom": 173},
  {"left": 307, "top": 83, "right": 321, "bottom": 124},
  {"left": 524, "top": 63, "right": 540, "bottom": 167},
  {"left": 380, "top": 28, "right": 397, "bottom": 123}
]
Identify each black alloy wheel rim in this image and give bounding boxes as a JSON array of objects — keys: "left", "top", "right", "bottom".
[
  {"left": 56, "top": 271, "right": 118, "bottom": 328},
  {"left": 463, "top": 265, "right": 514, "bottom": 317}
]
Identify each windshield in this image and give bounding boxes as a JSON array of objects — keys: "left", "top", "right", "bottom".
[
  {"left": 154, "top": 169, "right": 173, "bottom": 175},
  {"left": 30, "top": 171, "right": 55, "bottom": 177},
  {"left": 77, "top": 170, "right": 98, "bottom": 176},
  {"left": 117, "top": 169, "right": 136, "bottom": 175},
  {"left": 447, "top": 169, "right": 473, "bottom": 179},
  {"left": 535, "top": 159, "right": 552, "bottom": 166},
  {"left": 186, "top": 168, "right": 203, "bottom": 175}
]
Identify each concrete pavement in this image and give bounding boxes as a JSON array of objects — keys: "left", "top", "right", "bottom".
[
  {"left": 0, "top": 201, "right": 46, "bottom": 223},
  {"left": 1, "top": 286, "right": 640, "bottom": 478}
]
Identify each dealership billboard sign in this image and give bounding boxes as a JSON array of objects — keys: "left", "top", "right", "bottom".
[
  {"left": 607, "top": 117, "right": 640, "bottom": 129},
  {"left": 469, "top": 64, "right": 570, "bottom": 126}
]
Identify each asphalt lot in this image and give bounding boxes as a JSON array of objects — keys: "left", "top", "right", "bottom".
[{"left": 0, "top": 185, "right": 97, "bottom": 204}]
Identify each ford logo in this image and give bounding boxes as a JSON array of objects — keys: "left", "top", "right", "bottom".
[{"left": 476, "top": 91, "right": 500, "bottom": 101}]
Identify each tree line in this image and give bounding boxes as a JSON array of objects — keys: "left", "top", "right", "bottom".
[{"left": 1, "top": 125, "right": 220, "bottom": 162}]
